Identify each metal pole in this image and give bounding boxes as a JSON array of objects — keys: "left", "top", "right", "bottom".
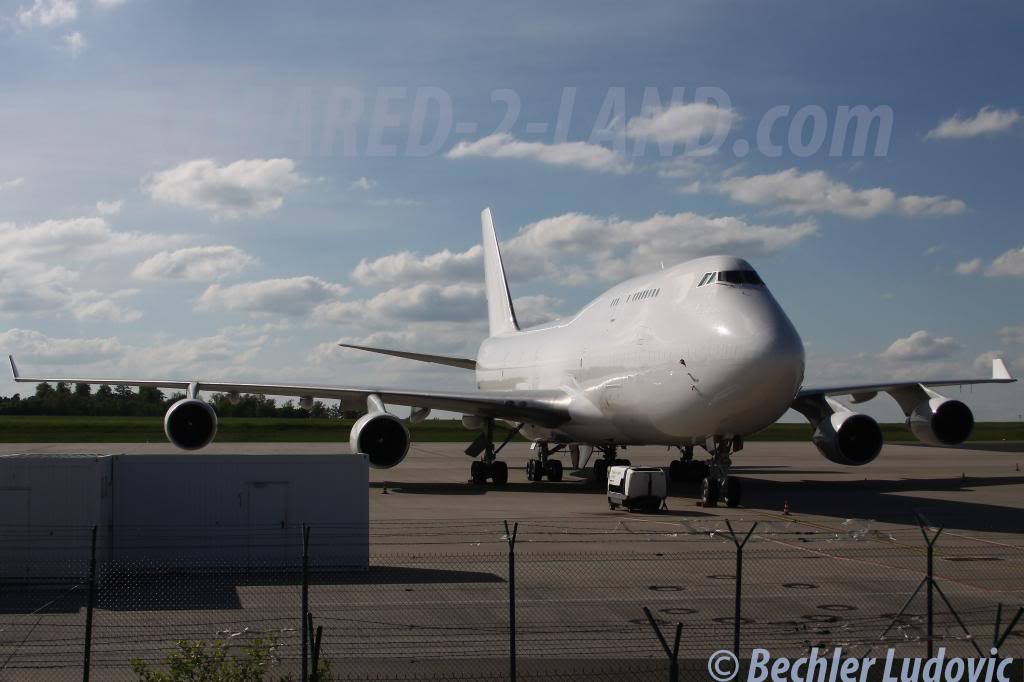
[
  {"left": 504, "top": 521, "right": 518, "bottom": 681},
  {"left": 725, "top": 520, "right": 756, "bottom": 658},
  {"left": 302, "top": 523, "right": 310, "bottom": 682},
  {"left": 926, "top": 537, "right": 934, "bottom": 659},
  {"left": 82, "top": 525, "right": 97, "bottom": 682},
  {"left": 734, "top": 542, "right": 742, "bottom": 656}
]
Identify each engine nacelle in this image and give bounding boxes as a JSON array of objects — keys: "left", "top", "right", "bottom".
[
  {"left": 164, "top": 398, "right": 218, "bottom": 450},
  {"left": 909, "top": 398, "right": 974, "bottom": 446},
  {"left": 812, "top": 411, "right": 883, "bottom": 466},
  {"left": 349, "top": 412, "right": 410, "bottom": 469}
]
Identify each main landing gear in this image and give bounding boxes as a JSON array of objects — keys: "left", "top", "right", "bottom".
[
  {"left": 526, "top": 442, "right": 564, "bottom": 482},
  {"left": 669, "top": 439, "right": 743, "bottom": 508},
  {"left": 465, "top": 419, "right": 521, "bottom": 485},
  {"left": 592, "top": 445, "right": 630, "bottom": 482}
]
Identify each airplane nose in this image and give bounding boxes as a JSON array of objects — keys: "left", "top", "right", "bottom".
[{"left": 703, "top": 292, "right": 806, "bottom": 424}]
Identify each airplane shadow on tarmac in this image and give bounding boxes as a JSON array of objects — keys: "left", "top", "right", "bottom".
[
  {"left": 372, "top": 470, "right": 1024, "bottom": 534},
  {"left": 711, "top": 474, "right": 1024, "bottom": 534}
]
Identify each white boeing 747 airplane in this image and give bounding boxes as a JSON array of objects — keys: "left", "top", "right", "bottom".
[{"left": 9, "top": 208, "right": 1016, "bottom": 506}]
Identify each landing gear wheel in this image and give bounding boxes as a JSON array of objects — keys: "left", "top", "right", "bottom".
[
  {"left": 545, "top": 459, "right": 563, "bottom": 482},
  {"left": 669, "top": 460, "right": 683, "bottom": 483},
  {"left": 470, "top": 460, "right": 487, "bottom": 484},
  {"left": 700, "top": 476, "right": 720, "bottom": 507},
  {"left": 612, "top": 458, "right": 631, "bottom": 467},
  {"left": 491, "top": 460, "right": 508, "bottom": 485},
  {"left": 526, "top": 459, "right": 539, "bottom": 482},
  {"left": 723, "top": 477, "right": 741, "bottom": 508},
  {"left": 594, "top": 459, "right": 608, "bottom": 481}
]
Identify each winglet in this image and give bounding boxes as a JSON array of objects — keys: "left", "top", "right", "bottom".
[
  {"left": 9, "top": 355, "right": 18, "bottom": 380},
  {"left": 993, "top": 358, "right": 1013, "bottom": 381}
]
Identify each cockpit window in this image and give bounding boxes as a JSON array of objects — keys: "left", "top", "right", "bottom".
[{"left": 702, "top": 270, "right": 765, "bottom": 287}]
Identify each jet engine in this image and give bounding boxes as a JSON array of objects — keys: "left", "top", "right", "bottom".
[
  {"left": 812, "top": 410, "right": 883, "bottom": 466},
  {"left": 908, "top": 397, "right": 974, "bottom": 446},
  {"left": 164, "top": 398, "right": 218, "bottom": 450},
  {"left": 349, "top": 412, "right": 411, "bottom": 468}
]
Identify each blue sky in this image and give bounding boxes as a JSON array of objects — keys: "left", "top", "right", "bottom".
[{"left": 1, "top": 0, "right": 1022, "bottom": 421}]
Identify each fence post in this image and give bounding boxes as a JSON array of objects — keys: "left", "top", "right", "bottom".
[
  {"left": 82, "top": 525, "right": 97, "bottom": 682},
  {"left": 504, "top": 520, "right": 519, "bottom": 682},
  {"left": 307, "top": 612, "right": 324, "bottom": 682},
  {"left": 725, "top": 520, "right": 757, "bottom": 657},
  {"left": 302, "top": 523, "right": 310, "bottom": 682},
  {"left": 642, "top": 606, "right": 681, "bottom": 682}
]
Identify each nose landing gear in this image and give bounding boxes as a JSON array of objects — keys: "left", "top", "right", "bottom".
[{"left": 670, "top": 440, "right": 743, "bottom": 508}]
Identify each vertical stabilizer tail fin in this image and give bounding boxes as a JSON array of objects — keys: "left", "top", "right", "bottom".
[{"left": 481, "top": 207, "right": 520, "bottom": 336}]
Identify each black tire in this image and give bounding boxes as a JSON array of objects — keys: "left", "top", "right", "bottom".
[
  {"left": 491, "top": 460, "right": 508, "bottom": 485},
  {"left": 470, "top": 460, "right": 487, "bottom": 484},
  {"left": 612, "top": 458, "right": 631, "bottom": 467},
  {"left": 668, "top": 460, "right": 682, "bottom": 482},
  {"left": 594, "top": 459, "right": 608, "bottom": 481},
  {"left": 723, "top": 476, "right": 741, "bottom": 508},
  {"left": 526, "top": 459, "right": 536, "bottom": 482},
  {"left": 608, "top": 500, "right": 617, "bottom": 510},
  {"left": 700, "top": 476, "right": 720, "bottom": 507},
  {"left": 546, "top": 459, "right": 563, "bottom": 482}
]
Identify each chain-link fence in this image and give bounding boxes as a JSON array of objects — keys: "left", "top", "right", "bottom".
[{"left": 1, "top": 518, "right": 1022, "bottom": 681}]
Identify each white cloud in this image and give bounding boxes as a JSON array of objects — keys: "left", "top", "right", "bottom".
[
  {"left": 985, "top": 246, "right": 1024, "bottom": 277},
  {"left": 880, "top": 330, "right": 960, "bottom": 361},
  {"left": 311, "top": 283, "right": 485, "bottom": 326},
  {"left": 350, "top": 211, "right": 816, "bottom": 288},
  {"left": 143, "top": 158, "right": 304, "bottom": 220},
  {"left": 626, "top": 102, "right": 738, "bottom": 144},
  {"left": 446, "top": 133, "right": 630, "bottom": 174},
  {"left": 0, "top": 217, "right": 187, "bottom": 320},
  {"left": 62, "top": 31, "right": 86, "bottom": 57},
  {"left": 999, "top": 327, "right": 1024, "bottom": 345},
  {"left": 923, "top": 244, "right": 944, "bottom": 257},
  {"left": 348, "top": 176, "right": 376, "bottom": 191},
  {"left": 0, "top": 217, "right": 185, "bottom": 262},
  {"left": 0, "top": 328, "right": 122, "bottom": 363},
  {"left": 17, "top": 0, "right": 78, "bottom": 27},
  {"left": 719, "top": 168, "right": 966, "bottom": 219},
  {"left": 954, "top": 258, "right": 982, "bottom": 275},
  {"left": 352, "top": 246, "right": 483, "bottom": 286},
  {"left": 70, "top": 297, "right": 142, "bottom": 323},
  {"left": 133, "top": 245, "right": 257, "bottom": 282},
  {"left": 94, "top": 0, "right": 127, "bottom": 8},
  {"left": 96, "top": 199, "right": 123, "bottom": 215},
  {"left": 0, "top": 178, "right": 24, "bottom": 191},
  {"left": 502, "top": 211, "right": 817, "bottom": 284},
  {"left": 926, "top": 107, "right": 1021, "bottom": 140},
  {"left": 195, "top": 276, "right": 348, "bottom": 316}
]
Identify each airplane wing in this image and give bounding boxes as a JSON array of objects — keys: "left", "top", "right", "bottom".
[
  {"left": 792, "top": 357, "right": 1015, "bottom": 426},
  {"left": 797, "top": 358, "right": 1015, "bottom": 402},
  {"left": 7, "top": 355, "right": 569, "bottom": 427}
]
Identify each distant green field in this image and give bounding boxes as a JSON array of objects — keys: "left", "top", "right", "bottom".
[{"left": 0, "top": 416, "right": 1021, "bottom": 443}]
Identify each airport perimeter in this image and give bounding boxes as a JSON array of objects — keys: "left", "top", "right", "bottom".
[{"left": 1, "top": 442, "right": 1022, "bottom": 680}]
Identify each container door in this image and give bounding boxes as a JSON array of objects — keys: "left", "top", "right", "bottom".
[
  {"left": 0, "top": 489, "right": 31, "bottom": 577},
  {"left": 246, "top": 482, "right": 289, "bottom": 567}
]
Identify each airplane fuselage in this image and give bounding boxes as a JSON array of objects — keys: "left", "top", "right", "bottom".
[{"left": 476, "top": 256, "right": 806, "bottom": 446}]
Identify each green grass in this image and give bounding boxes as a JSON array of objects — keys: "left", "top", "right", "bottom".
[{"left": 0, "top": 416, "right": 1022, "bottom": 443}]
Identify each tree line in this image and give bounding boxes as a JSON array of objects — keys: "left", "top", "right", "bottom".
[{"left": 0, "top": 383, "right": 362, "bottom": 419}]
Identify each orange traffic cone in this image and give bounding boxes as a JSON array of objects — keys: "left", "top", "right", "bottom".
[{"left": 783, "top": 500, "right": 790, "bottom": 516}]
